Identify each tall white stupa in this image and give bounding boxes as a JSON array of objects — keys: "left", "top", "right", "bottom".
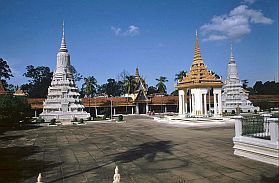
[
  {"left": 40, "top": 22, "right": 90, "bottom": 121},
  {"left": 222, "top": 45, "right": 259, "bottom": 113}
]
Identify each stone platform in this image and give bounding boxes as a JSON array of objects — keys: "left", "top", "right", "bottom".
[{"left": 0, "top": 115, "right": 278, "bottom": 182}]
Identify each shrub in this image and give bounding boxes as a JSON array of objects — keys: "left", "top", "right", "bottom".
[
  {"left": 36, "top": 117, "right": 45, "bottom": 123},
  {"left": 0, "top": 95, "right": 32, "bottom": 127},
  {"left": 118, "top": 115, "right": 123, "bottom": 121},
  {"left": 72, "top": 117, "right": 77, "bottom": 122},
  {"left": 79, "top": 118, "right": 84, "bottom": 124},
  {"left": 50, "top": 118, "right": 56, "bottom": 125},
  {"left": 254, "top": 109, "right": 257, "bottom": 114},
  {"left": 232, "top": 110, "right": 235, "bottom": 115}
]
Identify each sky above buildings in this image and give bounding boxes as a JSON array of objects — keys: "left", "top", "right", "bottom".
[{"left": 0, "top": 0, "right": 278, "bottom": 93}]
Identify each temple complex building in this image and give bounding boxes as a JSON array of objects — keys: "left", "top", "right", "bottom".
[
  {"left": 40, "top": 23, "right": 89, "bottom": 121},
  {"left": 176, "top": 31, "right": 223, "bottom": 117},
  {"left": 222, "top": 46, "right": 259, "bottom": 113}
]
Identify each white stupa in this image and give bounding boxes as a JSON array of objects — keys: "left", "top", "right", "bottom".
[
  {"left": 222, "top": 45, "right": 259, "bottom": 113},
  {"left": 40, "top": 22, "right": 90, "bottom": 121}
]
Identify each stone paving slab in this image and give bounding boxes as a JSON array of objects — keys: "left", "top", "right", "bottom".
[{"left": 0, "top": 115, "right": 278, "bottom": 183}]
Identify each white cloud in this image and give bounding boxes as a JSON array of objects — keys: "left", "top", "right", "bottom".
[
  {"left": 242, "top": 0, "right": 256, "bottom": 4},
  {"left": 111, "top": 25, "right": 140, "bottom": 37},
  {"left": 201, "top": 5, "right": 273, "bottom": 41},
  {"left": 203, "top": 34, "right": 228, "bottom": 42}
]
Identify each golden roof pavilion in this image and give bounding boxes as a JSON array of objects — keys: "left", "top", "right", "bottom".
[{"left": 176, "top": 31, "right": 223, "bottom": 89}]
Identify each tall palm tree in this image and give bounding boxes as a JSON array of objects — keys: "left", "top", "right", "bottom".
[
  {"left": 82, "top": 76, "right": 98, "bottom": 97},
  {"left": 123, "top": 75, "right": 137, "bottom": 94},
  {"left": 156, "top": 76, "right": 168, "bottom": 94},
  {"left": 174, "top": 70, "right": 187, "bottom": 83}
]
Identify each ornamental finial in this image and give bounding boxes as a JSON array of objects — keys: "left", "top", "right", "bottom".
[
  {"left": 60, "top": 20, "right": 68, "bottom": 52},
  {"left": 229, "top": 43, "right": 235, "bottom": 64}
]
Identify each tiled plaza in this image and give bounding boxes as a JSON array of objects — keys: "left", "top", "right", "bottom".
[{"left": 0, "top": 116, "right": 278, "bottom": 183}]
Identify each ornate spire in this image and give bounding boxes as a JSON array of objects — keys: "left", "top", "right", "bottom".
[
  {"left": 193, "top": 30, "right": 203, "bottom": 66},
  {"left": 229, "top": 43, "right": 235, "bottom": 64},
  {"left": 60, "top": 21, "right": 68, "bottom": 52}
]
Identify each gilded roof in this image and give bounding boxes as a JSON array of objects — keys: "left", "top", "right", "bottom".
[{"left": 176, "top": 31, "right": 223, "bottom": 89}]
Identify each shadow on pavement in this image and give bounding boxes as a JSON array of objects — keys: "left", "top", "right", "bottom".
[
  {"left": 110, "top": 140, "right": 173, "bottom": 163},
  {"left": 0, "top": 146, "right": 60, "bottom": 183}
]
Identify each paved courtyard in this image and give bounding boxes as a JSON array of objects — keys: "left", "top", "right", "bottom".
[{"left": 0, "top": 116, "right": 278, "bottom": 183}]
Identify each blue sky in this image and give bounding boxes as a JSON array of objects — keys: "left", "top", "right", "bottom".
[{"left": 0, "top": 0, "right": 278, "bottom": 93}]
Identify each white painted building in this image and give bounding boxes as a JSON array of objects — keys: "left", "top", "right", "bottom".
[
  {"left": 176, "top": 31, "right": 223, "bottom": 117},
  {"left": 40, "top": 23, "right": 89, "bottom": 121},
  {"left": 222, "top": 46, "right": 259, "bottom": 113}
]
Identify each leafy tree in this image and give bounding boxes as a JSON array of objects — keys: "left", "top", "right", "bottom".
[
  {"left": 97, "top": 78, "right": 123, "bottom": 97},
  {"left": 156, "top": 76, "right": 168, "bottom": 94},
  {"left": 70, "top": 65, "right": 83, "bottom": 82},
  {"left": 170, "top": 90, "right": 178, "bottom": 96},
  {"left": 249, "top": 80, "right": 279, "bottom": 95},
  {"left": 147, "top": 86, "right": 157, "bottom": 95},
  {"left": 0, "top": 58, "right": 13, "bottom": 88},
  {"left": 0, "top": 95, "right": 32, "bottom": 127},
  {"left": 81, "top": 76, "right": 98, "bottom": 97},
  {"left": 21, "top": 65, "right": 53, "bottom": 98},
  {"left": 175, "top": 70, "right": 186, "bottom": 83}
]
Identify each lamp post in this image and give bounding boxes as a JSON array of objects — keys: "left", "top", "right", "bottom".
[{"left": 110, "top": 97, "right": 113, "bottom": 120}]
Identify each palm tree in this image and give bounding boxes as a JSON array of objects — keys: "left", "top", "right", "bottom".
[
  {"left": 82, "top": 76, "right": 98, "bottom": 98},
  {"left": 174, "top": 70, "right": 187, "bottom": 83},
  {"left": 82, "top": 76, "right": 98, "bottom": 117},
  {"left": 156, "top": 76, "right": 168, "bottom": 94},
  {"left": 123, "top": 75, "right": 137, "bottom": 94}
]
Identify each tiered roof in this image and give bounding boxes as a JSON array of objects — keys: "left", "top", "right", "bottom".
[{"left": 176, "top": 31, "right": 222, "bottom": 89}]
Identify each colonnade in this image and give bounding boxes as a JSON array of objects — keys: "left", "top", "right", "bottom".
[{"left": 178, "top": 88, "right": 222, "bottom": 117}]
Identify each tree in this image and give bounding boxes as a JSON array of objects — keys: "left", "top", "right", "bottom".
[
  {"left": 97, "top": 78, "right": 123, "bottom": 97},
  {"left": 0, "top": 95, "right": 32, "bottom": 127},
  {"left": 0, "top": 58, "right": 13, "bottom": 88},
  {"left": 21, "top": 65, "right": 53, "bottom": 98},
  {"left": 70, "top": 65, "right": 83, "bottom": 82},
  {"left": 156, "top": 76, "right": 168, "bottom": 94},
  {"left": 81, "top": 76, "right": 98, "bottom": 97},
  {"left": 170, "top": 90, "right": 178, "bottom": 96},
  {"left": 175, "top": 70, "right": 186, "bottom": 83},
  {"left": 147, "top": 86, "right": 157, "bottom": 95},
  {"left": 123, "top": 75, "right": 137, "bottom": 94}
]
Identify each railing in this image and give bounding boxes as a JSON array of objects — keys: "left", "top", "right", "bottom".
[
  {"left": 241, "top": 115, "right": 270, "bottom": 140},
  {"left": 232, "top": 114, "right": 279, "bottom": 166}
]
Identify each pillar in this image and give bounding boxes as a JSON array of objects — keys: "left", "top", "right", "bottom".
[
  {"left": 213, "top": 93, "right": 217, "bottom": 116},
  {"left": 114, "top": 107, "right": 116, "bottom": 115},
  {"left": 146, "top": 103, "right": 149, "bottom": 113},
  {"left": 135, "top": 104, "right": 139, "bottom": 114},
  {"left": 189, "top": 96, "right": 192, "bottom": 114},
  {"left": 95, "top": 107, "right": 98, "bottom": 116},
  {"left": 185, "top": 95, "right": 188, "bottom": 114},
  {"left": 35, "top": 110, "right": 37, "bottom": 118},
  {"left": 178, "top": 90, "right": 185, "bottom": 115},
  {"left": 217, "top": 90, "right": 222, "bottom": 115},
  {"left": 131, "top": 106, "right": 134, "bottom": 114},
  {"left": 203, "top": 94, "right": 207, "bottom": 115},
  {"left": 165, "top": 105, "right": 167, "bottom": 113}
]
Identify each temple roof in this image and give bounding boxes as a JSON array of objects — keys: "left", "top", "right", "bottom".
[
  {"left": 176, "top": 31, "right": 223, "bottom": 89},
  {"left": 13, "top": 88, "right": 27, "bottom": 96}
]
